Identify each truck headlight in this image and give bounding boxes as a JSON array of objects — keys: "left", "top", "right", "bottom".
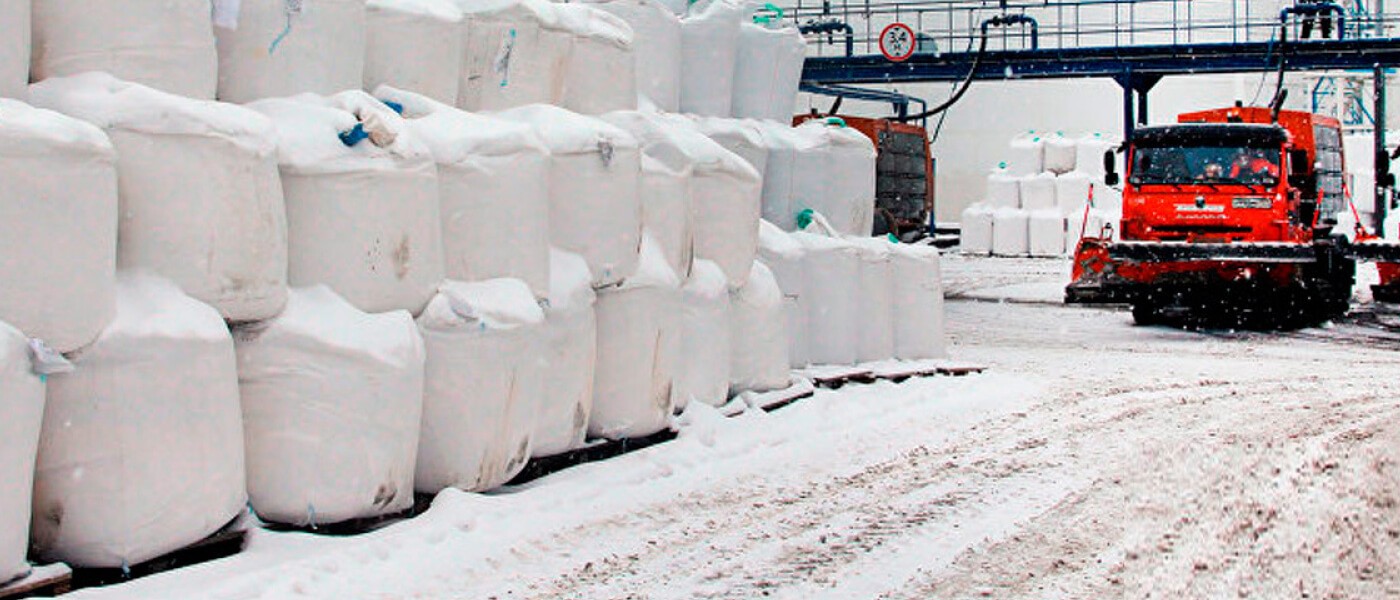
[{"left": 1232, "top": 196, "right": 1273, "bottom": 209}]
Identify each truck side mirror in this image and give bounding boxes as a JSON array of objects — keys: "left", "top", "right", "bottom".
[{"left": 1103, "top": 150, "right": 1119, "bottom": 186}]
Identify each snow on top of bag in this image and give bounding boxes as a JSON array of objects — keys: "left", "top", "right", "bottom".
[
  {"left": 369, "top": 0, "right": 464, "bottom": 22},
  {"left": 553, "top": 2, "right": 635, "bottom": 47},
  {"left": 455, "top": 0, "right": 561, "bottom": 27},
  {"left": 758, "top": 219, "right": 803, "bottom": 260},
  {"left": 27, "top": 73, "right": 275, "bottom": 156},
  {"left": 549, "top": 248, "right": 596, "bottom": 312},
  {"left": 847, "top": 234, "right": 893, "bottom": 259},
  {"left": 248, "top": 91, "right": 431, "bottom": 175},
  {"left": 799, "top": 119, "right": 876, "bottom": 157},
  {"left": 621, "top": 232, "right": 681, "bottom": 289},
  {"left": 0, "top": 98, "right": 112, "bottom": 155},
  {"left": 684, "top": 258, "right": 728, "bottom": 300},
  {"left": 251, "top": 285, "right": 421, "bottom": 367},
  {"left": 791, "top": 229, "right": 859, "bottom": 254},
  {"left": 375, "top": 86, "right": 547, "bottom": 163},
  {"left": 494, "top": 104, "right": 639, "bottom": 156},
  {"left": 423, "top": 279, "right": 545, "bottom": 332},
  {"left": 602, "top": 110, "right": 713, "bottom": 168},
  {"left": 104, "top": 273, "right": 229, "bottom": 342}
]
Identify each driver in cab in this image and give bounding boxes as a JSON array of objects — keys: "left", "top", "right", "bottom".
[{"left": 1228, "top": 149, "right": 1280, "bottom": 181}]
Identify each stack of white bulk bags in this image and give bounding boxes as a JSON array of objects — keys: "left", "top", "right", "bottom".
[
  {"left": 959, "top": 203, "right": 995, "bottom": 255},
  {"left": 890, "top": 243, "right": 946, "bottom": 360},
  {"left": 731, "top": 18, "right": 804, "bottom": 122},
  {"left": 1028, "top": 208, "right": 1066, "bottom": 257},
  {"left": 33, "top": 275, "right": 246, "bottom": 569},
  {"left": 850, "top": 237, "right": 895, "bottom": 363},
  {"left": 986, "top": 163, "right": 1021, "bottom": 208},
  {"left": 591, "top": 234, "right": 680, "bottom": 439},
  {"left": 378, "top": 87, "right": 550, "bottom": 299},
  {"left": 792, "top": 231, "right": 859, "bottom": 365},
  {"left": 1076, "top": 132, "right": 1116, "bottom": 179},
  {"left": 0, "top": 0, "right": 27, "bottom": 99},
  {"left": 795, "top": 119, "right": 877, "bottom": 237},
  {"left": 556, "top": 3, "right": 637, "bottom": 115},
  {"left": 250, "top": 92, "right": 444, "bottom": 315},
  {"left": 0, "top": 321, "right": 44, "bottom": 583},
  {"left": 417, "top": 278, "right": 545, "bottom": 492},
  {"left": 757, "top": 220, "right": 807, "bottom": 368},
  {"left": 31, "top": 74, "right": 289, "bottom": 322},
  {"left": 1007, "top": 131, "right": 1045, "bottom": 176},
  {"left": 992, "top": 206, "right": 1029, "bottom": 256},
  {"left": 234, "top": 286, "right": 424, "bottom": 527},
  {"left": 674, "top": 259, "right": 730, "bottom": 409},
  {"left": 533, "top": 249, "right": 597, "bottom": 457},
  {"left": 497, "top": 104, "right": 641, "bottom": 288},
  {"left": 0, "top": 99, "right": 117, "bottom": 352},
  {"left": 600, "top": 111, "right": 698, "bottom": 279},
  {"left": 1019, "top": 171, "right": 1057, "bottom": 211},
  {"left": 31, "top": 0, "right": 217, "bottom": 98},
  {"left": 365, "top": 0, "right": 465, "bottom": 106},
  {"left": 693, "top": 116, "right": 768, "bottom": 183},
  {"left": 456, "top": 0, "right": 568, "bottom": 111},
  {"left": 679, "top": 0, "right": 742, "bottom": 117},
  {"left": 584, "top": 0, "right": 681, "bottom": 112},
  {"left": 750, "top": 120, "right": 803, "bottom": 230},
  {"left": 1043, "top": 132, "right": 1077, "bottom": 174},
  {"left": 215, "top": 0, "right": 367, "bottom": 103},
  {"left": 729, "top": 261, "right": 788, "bottom": 393}
]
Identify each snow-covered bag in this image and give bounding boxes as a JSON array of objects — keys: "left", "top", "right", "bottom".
[
  {"left": 674, "top": 259, "right": 730, "bottom": 409},
  {"left": 890, "top": 243, "right": 946, "bottom": 360},
  {"left": 731, "top": 21, "right": 804, "bottom": 122},
  {"left": 497, "top": 104, "right": 641, "bottom": 288},
  {"left": 1043, "top": 133, "right": 1076, "bottom": 174},
  {"left": 249, "top": 92, "right": 444, "bottom": 316},
  {"left": 1055, "top": 170, "right": 1092, "bottom": 213},
  {"left": 33, "top": 275, "right": 246, "bottom": 569},
  {"left": 378, "top": 87, "right": 551, "bottom": 299},
  {"left": 757, "top": 220, "right": 807, "bottom": 368},
  {"left": 730, "top": 260, "right": 789, "bottom": 392},
  {"left": 600, "top": 111, "right": 699, "bottom": 279},
  {"left": 234, "top": 286, "right": 424, "bottom": 527},
  {"left": 455, "top": 0, "right": 568, "bottom": 111},
  {"left": 986, "top": 164, "right": 1020, "bottom": 209},
  {"left": 850, "top": 237, "right": 895, "bottom": 363},
  {"left": 959, "top": 202, "right": 995, "bottom": 255},
  {"left": 584, "top": 0, "right": 681, "bottom": 112},
  {"left": 591, "top": 233, "right": 681, "bottom": 439},
  {"left": 1019, "top": 171, "right": 1057, "bottom": 211},
  {"left": 556, "top": 3, "right": 637, "bottom": 115},
  {"left": 365, "top": 0, "right": 465, "bottom": 106},
  {"left": 215, "top": 0, "right": 367, "bottom": 103},
  {"left": 795, "top": 119, "right": 877, "bottom": 237},
  {"left": 0, "top": 99, "right": 117, "bottom": 353},
  {"left": 992, "top": 206, "right": 1029, "bottom": 256},
  {"left": 31, "top": 0, "right": 217, "bottom": 98},
  {"left": 1075, "top": 133, "right": 1116, "bottom": 179},
  {"left": 792, "top": 230, "right": 859, "bottom": 365},
  {"left": 0, "top": 0, "right": 27, "bottom": 99},
  {"left": 750, "top": 120, "right": 804, "bottom": 230},
  {"left": 1007, "top": 131, "right": 1045, "bottom": 176},
  {"left": 679, "top": 0, "right": 742, "bottom": 117},
  {"left": 692, "top": 116, "right": 768, "bottom": 184},
  {"left": 666, "top": 117, "right": 762, "bottom": 287},
  {"left": 30, "top": 73, "right": 289, "bottom": 322},
  {"left": 417, "top": 278, "right": 545, "bottom": 492},
  {"left": 1028, "top": 208, "right": 1066, "bottom": 257},
  {"left": 0, "top": 320, "right": 44, "bottom": 584},
  {"left": 533, "top": 249, "right": 597, "bottom": 457}
]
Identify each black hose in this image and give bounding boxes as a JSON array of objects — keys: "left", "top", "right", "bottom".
[
  {"left": 1267, "top": 23, "right": 1289, "bottom": 118},
  {"left": 893, "top": 30, "right": 988, "bottom": 122}
]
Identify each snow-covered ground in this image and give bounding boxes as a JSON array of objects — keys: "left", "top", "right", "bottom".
[{"left": 73, "top": 256, "right": 1400, "bottom": 599}]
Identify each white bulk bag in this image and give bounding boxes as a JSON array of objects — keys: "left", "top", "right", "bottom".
[
  {"left": 796, "top": 119, "right": 877, "bottom": 237},
  {"left": 378, "top": 87, "right": 551, "bottom": 299},
  {"left": 250, "top": 92, "right": 444, "bottom": 315},
  {"left": 533, "top": 249, "right": 597, "bottom": 457},
  {"left": 986, "top": 164, "right": 1021, "bottom": 209},
  {"left": 497, "top": 104, "right": 642, "bottom": 288},
  {"left": 1076, "top": 133, "right": 1116, "bottom": 179},
  {"left": 732, "top": 22, "right": 804, "bottom": 122},
  {"left": 1007, "top": 131, "right": 1045, "bottom": 176},
  {"left": 1028, "top": 208, "right": 1066, "bottom": 257},
  {"left": 417, "top": 278, "right": 545, "bottom": 492},
  {"left": 591, "top": 233, "right": 680, "bottom": 439},
  {"left": 730, "top": 260, "right": 788, "bottom": 392},
  {"left": 31, "top": 0, "right": 217, "bottom": 99},
  {"left": 600, "top": 111, "right": 698, "bottom": 279},
  {"left": 1043, "top": 133, "right": 1077, "bottom": 174},
  {"left": 850, "top": 237, "right": 895, "bottom": 363},
  {"left": 751, "top": 120, "right": 804, "bottom": 230},
  {"left": 0, "top": 321, "right": 44, "bottom": 583},
  {"left": 0, "top": 100, "right": 117, "bottom": 353},
  {"left": 1019, "top": 172, "right": 1057, "bottom": 211},
  {"left": 693, "top": 116, "right": 768, "bottom": 183},
  {"left": 215, "top": 0, "right": 366, "bottom": 103},
  {"left": 456, "top": 0, "right": 568, "bottom": 111},
  {"left": 365, "top": 0, "right": 464, "bottom": 106},
  {"left": 675, "top": 259, "right": 730, "bottom": 409},
  {"left": 556, "top": 3, "right": 637, "bottom": 115},
  {"left": 679, "top": 0, "right": 742, "bottom": 117},
  {"left": 890, "top": 243, "right": 946, "bottom": 360},
  {"left": 792, "top": 231, "right": 859, "bottom": 365},
  {"left": 31, "top": 73, "right": 289, "bottom": 322},
  {"left": 0, "top": 0, "right": 27, "bottom": 99},
  {"left": 33, "top": 275, "right": 246, "bottom": 569},
  {"left": 757, "top": 220, "right": 807, "bottom": 368},
  {"left": 960, "top": 202, "right": 995, "bottom": 255},
  {"left": 585, "top": 0, "right": 681, "bottom": 112},
  {"left": 235, "top": 286, "right": 424, "bottom": 526},
  {"left": 991, "top": 206, "right": 1029, "bottom": 256},
  {"left": 1055, "top": 170, "right": 1093, "bottom": 213}
]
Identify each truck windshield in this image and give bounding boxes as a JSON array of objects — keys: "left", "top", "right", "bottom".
[{"left": 1130, "top": 146, "right": 1281, "bottom": 187}]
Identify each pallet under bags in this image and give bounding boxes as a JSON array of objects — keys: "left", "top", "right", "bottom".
[
  {"left": 455, "top": 0, "right": 568, "bottom": 111},
  {"left": 583, "top": 0, "right": 681, "bottom": 112},
  {"left": 416, "top": 279, "right": 546, "bottom": 492},
  {"left": 234, "top": 286, "right": 424, "bottom": 527},
  {"left": 377, "top": 86, "right": 551, "bottom": 299},
  {"left": 679, "top": 0, "right": 742, "bottom": 117},
  {"left": 757, "top": 220, "right": 807, "bottom": 368},
  {"left": 365, "top": 0, "right": 465, "bottom": 106},
  {"left": 32, "top": 275, "right": 246, "bottom": 569},
  {"left": 674, "top": 259, "right": 730, "bottom": 409},
  {"left": 555, "top": 3, "right": 637, "bottom": 115},
  {"left": 215, "top": 0, "right": 367, "bottom": 103},
  {"left": 30, "top": 73, "right": 289, "bottom": 322},
  {"left": 889, "top": 243, "right": 947, "bottom": 360},
  {"left": 532, "top": 249, "right": 598, "bottom": 457},
  {"left": 0, "top": 0, "right": 26, "bottom": 99},
  {"left": 0, "top": 321, "right": 44, "bottom": 584},
  {"left": 249, "top": 91, "right": 444, "bottom": 315},
  {"left": 0, "top": 99, "right": 117, "bottom": 353}
]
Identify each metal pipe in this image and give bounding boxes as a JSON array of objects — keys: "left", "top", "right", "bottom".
[
  {"left": 1377, "top": 63, "right": 1389, "bottom": 232},
  {"left": 981, "top": 13, "right": 1040, "bottom": 51},
  {"left": 799, "top": 20, "right": 855, "bottom": 57},
  {"left": 1279, "top": 3, "right": 1346, "bottom": 40}
]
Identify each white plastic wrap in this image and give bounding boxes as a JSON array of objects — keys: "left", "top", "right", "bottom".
[
  {"left": 0, "top": 99, "right": 117, "bottom": 352},
  {"left": 1043, "top": 133, "right": 1076, "bottom": 174},
  {"left": 250, "top": 92, "right": 444, "bottom": 316},
  {"left": 33, "top": 275, "right": 246, "bottom": 569},
  {"left": 378, "top": 87, "right": 550, "bottom": 299},
  {"left": 365, "top": 0, "right": 465, "bottom": 106},
  {"left": 757, "top": 220, "right": 807, "bottom": 368},
  {"left": 417, "top": 278, "right": 546, "bottom": 493},
  {"left": 796, "top": 120, "right": 877, "bottom": 237},
  {"left": 679, "top": 0, "right": 742, "bottom": 117},
  {"left": 992, "top": 207, "right": 1029, "bottom": 256},
  {"left": 497, "top": 104, "right": 642, "bottom": 288},
  {"left": 533, "top": 249, "right": 597, "bottom": 457},
  {"left": 585, "top": 0, "right": 681, "bottom": 112},
  {"left": 850, "top": 237, "right": 895, "bottom": 363},
  {"left": 986, "top": 165, "right": 1021, "bottom": 209},
  {"left": 675, "top": 259, "right": 730, "bottom": 409},
  {"left": 1019, "top": 172, "right": 1057, "bottom": 211},
  {"left": 890, "top": 243, "right": 946, "bottom": 360},
  {"left": 1075, "top": 133, "right": 1117, "bottom": 179},
  {"left": 31, "top": 0, "right": 217, "bottom": 99},
  {"left": 1055, "top": 170, "right": 1093, "bottom": 213},
  {"left": 31, "top": 73, "right": 289, "bottom": 322},
  {"left": 234, "top": 286, "right": 424, "bottom": 526},
  {"left": 1007, "top": 132, "right": 1045, "bottom": 177},
  {"left": 1028, "top": 208, "right": 1066, "bottom": 257},
  {"left": 556, "top": 3, "right": 637, "bottom": 115},
  {"left": 0, "top": 0, "right": 27, "bottom": 99},
  {"left": 591, "top": 234, "right": 681, "bottom": 439},
  {"left": 732, "top": 22, "right": 804, "bottom": 122},
  {"left": 959, "top": 202, "right": 995, "bottom": 255},
  {"left": 0, "top": 321, "right": 44, "bottom": 583},
  {"left": 456, "top": 0, "right": 568, "bottom": 111},
  {"left": 729, "top": 260, "right": 789, "bottom": 392},
  {"left": 751, "top": 120, "right": 804, "bottom": 230},
  {"left": 215, "top": 0, "right": 367, "bottom": 103},
  {"left": 792, "top": 231, "right": 859, "bottom": 365}
]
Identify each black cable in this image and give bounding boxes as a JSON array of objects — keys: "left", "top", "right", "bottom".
[
  {"left": 927, "top": 34, "right": 979, "bottom": 145},
  {"left": 894, "top": 29, "right": 989, "bottom": 123}
]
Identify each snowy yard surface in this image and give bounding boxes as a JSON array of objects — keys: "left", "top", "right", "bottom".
[{"left": 76, "top": 256, "right": 1400, "bottom": 599}]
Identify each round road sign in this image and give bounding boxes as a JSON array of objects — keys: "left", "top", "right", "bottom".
[{"left": 879, "top": 23, "right": 916, "bottom": 62}]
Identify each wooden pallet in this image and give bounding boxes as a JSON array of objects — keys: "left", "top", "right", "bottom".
[
  {"left": 69, "top": 522, "right": 246, "bottom": 589},
  {"left": 262, "top": 505, "right": 419, "bottom": 537},
  {"left": 0, "top": 564, "right": 71, "bottom": 599},
  {"left": 507, "top": 429, "right": 679, "bottom": 486},
  {"left": 741, "top": 378, "right": 817, "bottom": 412},
  {"left": 798, "top": 365, "right": 877, "bottom": 389}
]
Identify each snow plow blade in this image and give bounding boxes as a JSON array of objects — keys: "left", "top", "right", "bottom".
[
  {"left": 1346, "top": 240, "right": 1400, "bottom": 262},
  {"left": 1106, "top": 242, "right": 1319, "bottom": 264}
]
